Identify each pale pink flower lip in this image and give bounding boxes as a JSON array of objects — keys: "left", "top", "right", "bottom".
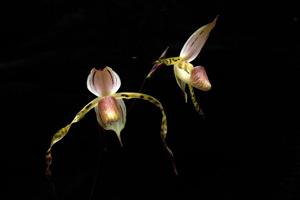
[
  {"left": 97, "top": 96, "right": 120, "bottom": 125},
  {"left": 95, "top": 96, "right": 126, "bottom": 145},
  {"left": 190, "top": 66, "right": 211, "bottom": 91}
]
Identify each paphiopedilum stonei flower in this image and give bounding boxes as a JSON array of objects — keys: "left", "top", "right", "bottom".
[
  {"left": 146, "top": 16, "right": 218, "bottom": 114},
  {"left": 46, "top": 67, "right": 176, "bottom": 176}
]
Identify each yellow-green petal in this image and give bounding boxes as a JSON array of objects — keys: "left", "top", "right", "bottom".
[
  {"left": 45, "top": 97, "right": 100, "bottom": 177},
  {"left": 114, "top": 92, "right": 178, "bottom": 175},
  {"left": 188, "top": 84, "right": 205, "bottom": 116}
]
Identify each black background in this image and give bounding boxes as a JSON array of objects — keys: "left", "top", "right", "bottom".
[{"left": 1, "top": 1, "right": 299, "bottom": 199}]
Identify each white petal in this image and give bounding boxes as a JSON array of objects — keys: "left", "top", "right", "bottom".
[
  {"left": 190, "top": 66, "right": 211, "bottom": 91},
  {"left": 95, "top": 96, "right": 126, "bottom": 145},
  {"left": 180, "top": 15, "right": 218, "bottom": 62},
  {"left": 87, "top": 67, "right": 121, "bottom": 97}
]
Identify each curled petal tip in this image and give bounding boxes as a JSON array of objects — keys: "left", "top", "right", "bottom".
[
  {"left": 190, "top": 66, "right": 211, "bottom": 91},
  {"left": 214, "top": 15, "right": 220, "bottom": 23},
  {"left": 146, "top": 63, "right": 162, "bottom": 78},
  {"left": 159, "top": 46, "right": 169, "bottom": 58}
]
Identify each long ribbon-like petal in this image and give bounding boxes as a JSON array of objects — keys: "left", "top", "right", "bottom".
[
  {"left": 114, "top": 92, "right": 167, "bottom": 139},
  {"left": 45, "top": 97, "right": 100, "bottom": 177},
  {"left": 188, "top": 84, "right": 205, "bottom": 116},
  {"left": 114, "top": 92, "right": 178, "bottom": 175}
]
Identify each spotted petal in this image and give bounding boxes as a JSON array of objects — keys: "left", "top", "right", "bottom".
[
  {"left": 114, "top": 92, "right": 177, "bottom": 175},
  {"left": 87, "top": 67, "right": 121, "bottom": 97},
  {"left": 45, "top": 97, "right": 100, "bottom": 176},
  {"left": 188, "top": 84, "right": 205, "bottom": 116},
  {"left": 180, "top": 15, "right": 218, "bottom": 62}
]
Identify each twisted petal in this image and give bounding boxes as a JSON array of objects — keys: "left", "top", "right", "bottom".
[
  {"left": 190, "top": 66, "right": 211, "bottom": 91},
  {"left": 87, "top": 67, "right": 121, "bottom": 97},
  {"left": 95, "top": 96, "right": 126, "bottom": 146},
  {"left": 45, "top": 97, "right": 100, "bottom": 177},
  {"left": 188, "top": 84, "right": 205, "bottom": 116},
  {"left": 180, "top": 15, "right": 218, "bottom": 62},
  {"left": 114, "top": 92, "right": 178, "bottom": 175}
]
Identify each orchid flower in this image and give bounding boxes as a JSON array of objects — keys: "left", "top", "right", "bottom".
[
  {"left": 146, "top": 16, "right": 218, "bottom": 114},
  {"left": 46, "top": 67, "right": 176, "bottom": 176}
]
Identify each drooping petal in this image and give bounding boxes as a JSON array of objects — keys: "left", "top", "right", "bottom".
[
  {"left": 114, "top": 92, "right": 167, "bottom": 139},
  {"left": 95, "top": 96, "right": 126, "bottom": 146},
  {"left": 45, "top": 97, "right": 100, "bottom": 177},
  {"left": 87, "top": 67, "right": 121, "bottom": 97},
  {"left": 146, "top": 46, "right": 169, "bottom": 78},
  {"left": 113, "top": 92, "right": 178, "bottom": 175},
  {"left": 188, "top": 84, "right": 205, "bottom": 116},
  {"left": 180, "top": 15, "right": 218, "bottom": 62},
  {"left": 190, "top": 65, "right": 211, "bottom": 91}
]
